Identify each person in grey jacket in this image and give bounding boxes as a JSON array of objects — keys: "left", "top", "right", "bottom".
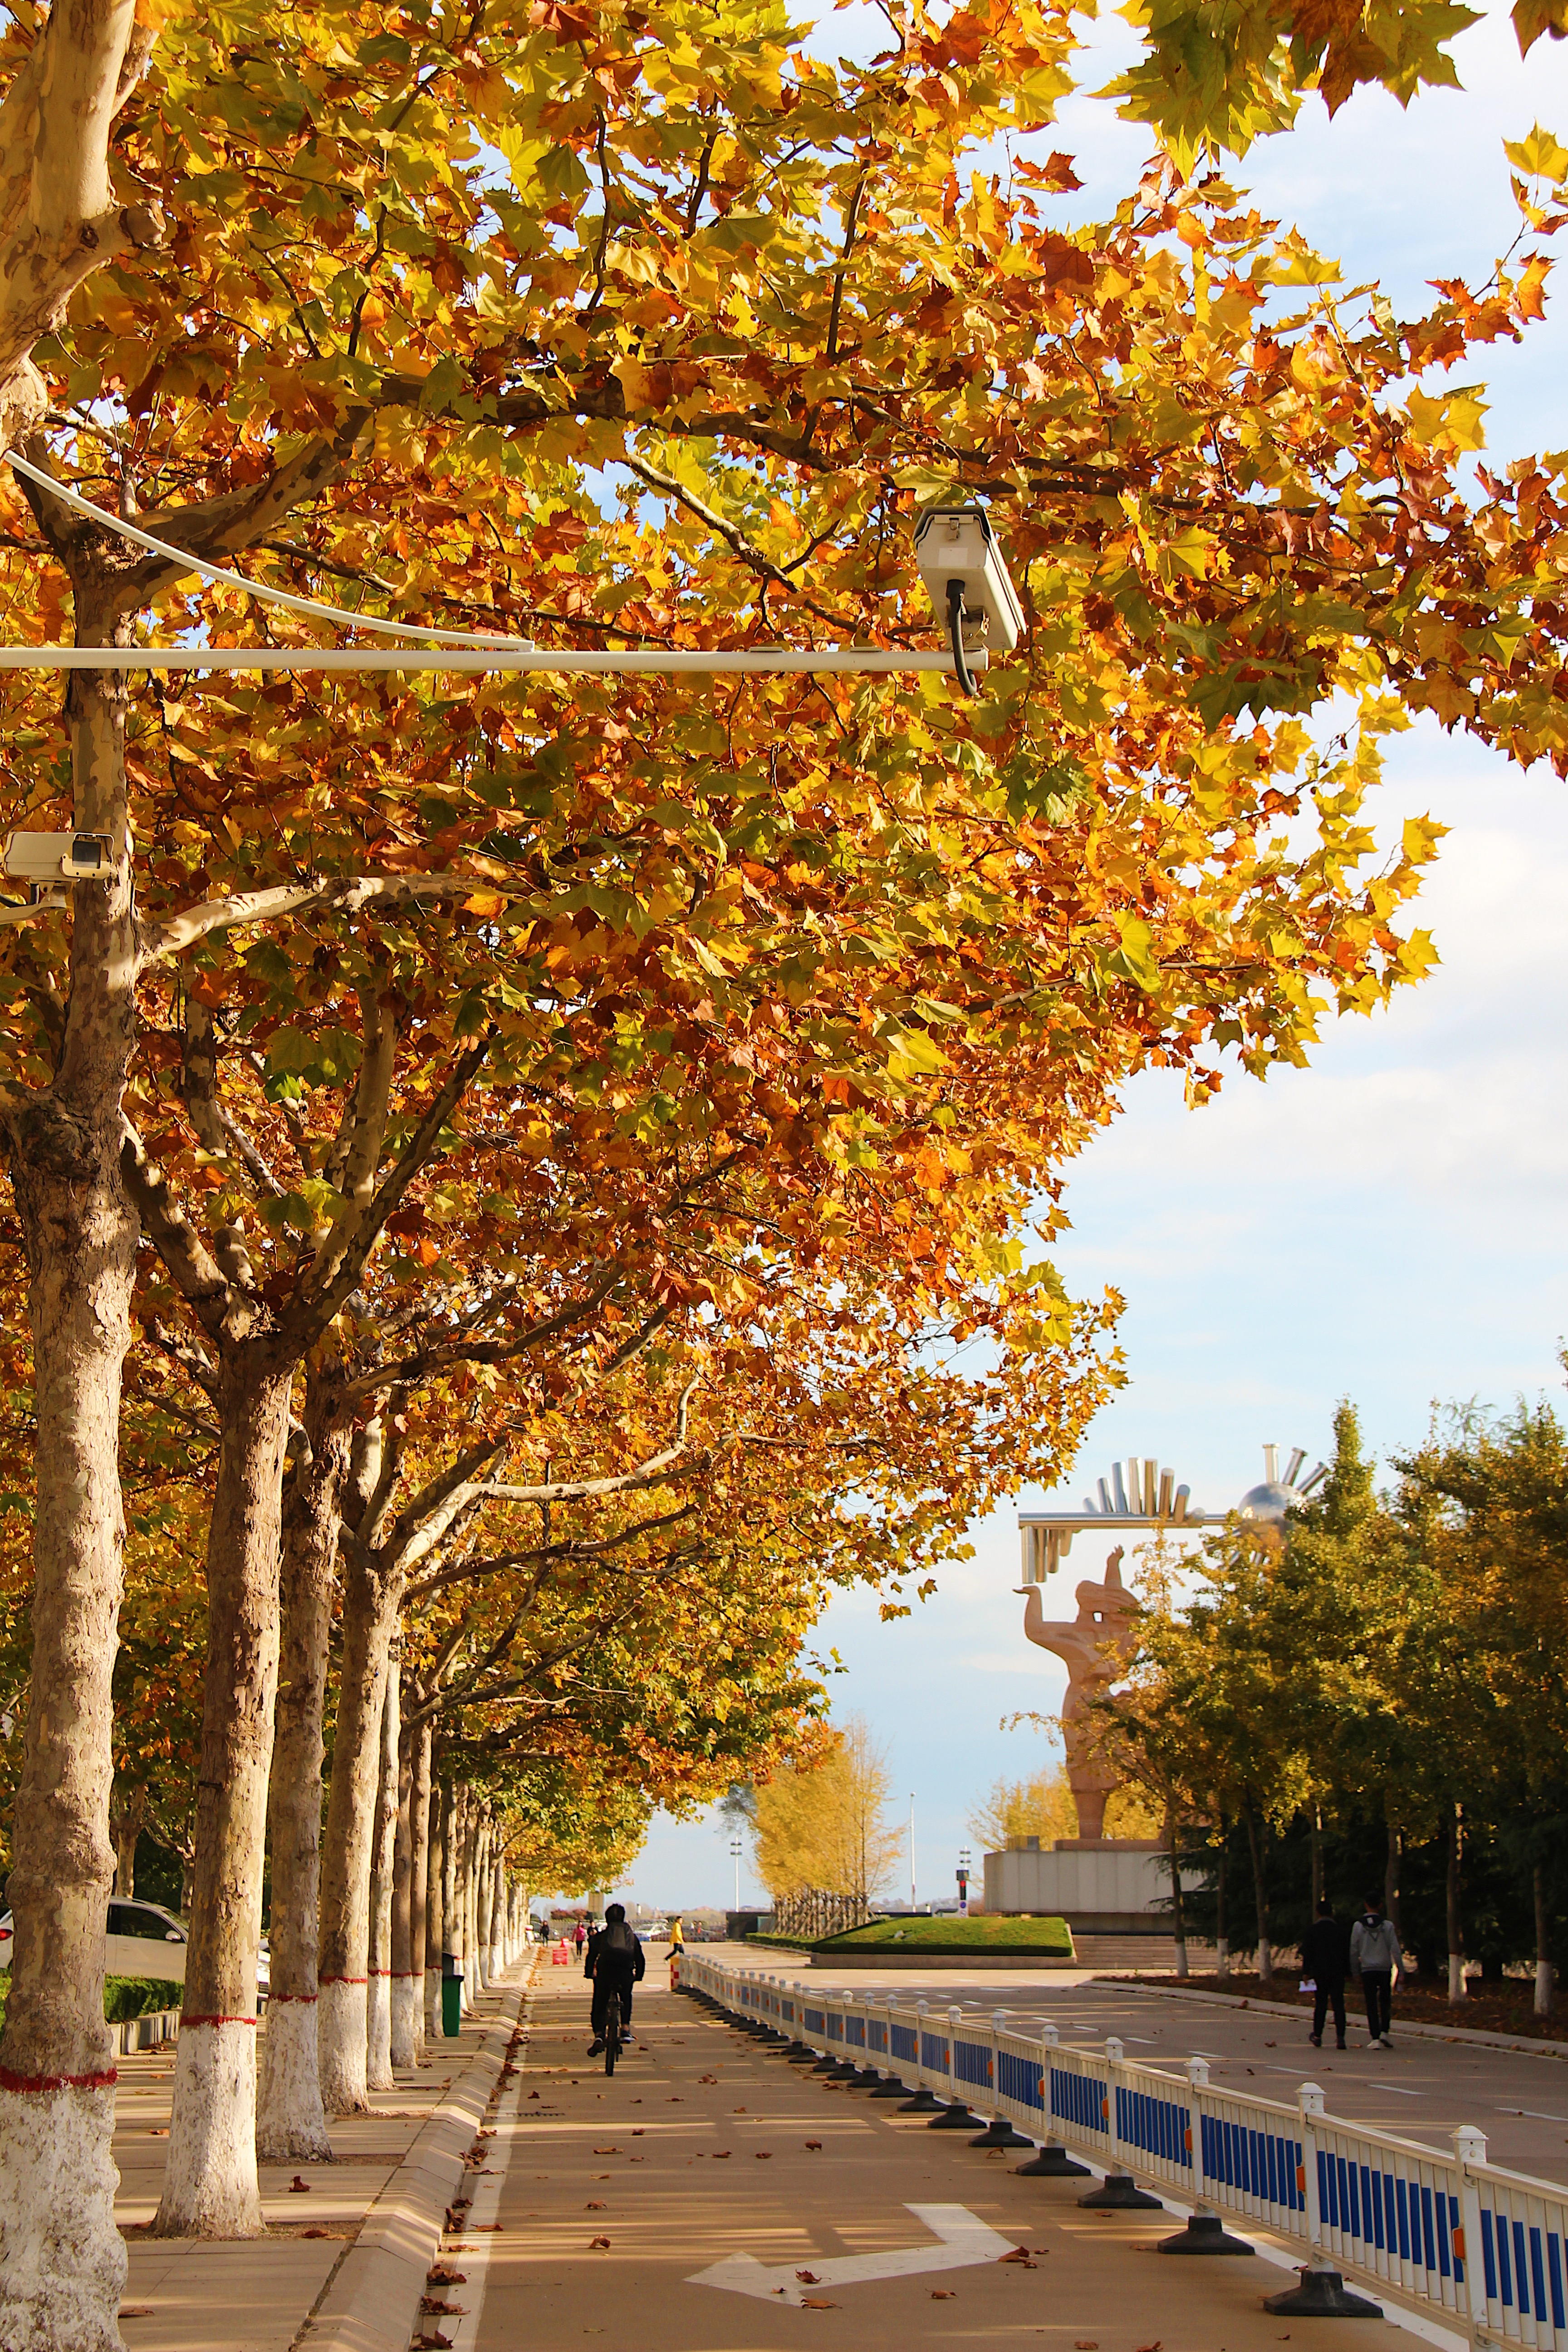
[{"left": 1349, "top": 1897, "right": 1403, "bottom": 2047}]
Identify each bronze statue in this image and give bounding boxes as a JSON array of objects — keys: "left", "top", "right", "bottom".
[{"left": 1016, "top": 1547, "right": 1141, "bottom": 1839}]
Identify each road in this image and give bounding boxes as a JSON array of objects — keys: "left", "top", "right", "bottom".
[
  {"left": 718, "top": 1945, "right": 1568, "bottom": 2186},
  {"left": 460, "top": 1957, "right": 1396, "bottom": 2352}
]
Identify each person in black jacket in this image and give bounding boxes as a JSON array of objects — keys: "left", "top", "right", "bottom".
[
  {"left": 586, "top": 1903, "right": 646, "bottom": 2054},
  {"left": 1301, "top": 1896, "right": 1349, "bottom": 2050}
]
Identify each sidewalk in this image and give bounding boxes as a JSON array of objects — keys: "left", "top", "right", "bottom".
[
  {"left": 453, "top": 1961, "right": 1396, "bottom": 2352},
  {"left": 115, "top": 1966, "right": 532, "bottom": 2352}
]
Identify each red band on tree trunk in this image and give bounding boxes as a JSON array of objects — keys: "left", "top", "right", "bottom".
[
  {"left": 267, "top": 1992, "right": 318, "bottom": 2006},
  {"left": 317, "top": 1975, "right": 368, "bottom": 1986},
  {"left": 0, "top": 2064, "right": 118, "bottom": 2094},
  {"left": 178, "top": 2014, "right": 259, "bottom": 2029}
]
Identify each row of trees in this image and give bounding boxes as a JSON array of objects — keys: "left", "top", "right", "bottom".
[
  {"left": 1109, "top": 1402, "right": 1568, "bottom": 2009},
  {"left": 0, "top": 0, "right": 1564, "bottom": 2343}
]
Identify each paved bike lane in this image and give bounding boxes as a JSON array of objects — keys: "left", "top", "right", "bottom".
[{"left": 460, "top": 1960, "right": 1397, "bottom": 2352}]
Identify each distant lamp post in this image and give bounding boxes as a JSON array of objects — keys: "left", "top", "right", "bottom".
[
  {"left": 729, "top": 1833, "right": 743, "bottom": 1913},
  {"left": 957, "top": 1846, "right": 972, "bottom": 1917}
]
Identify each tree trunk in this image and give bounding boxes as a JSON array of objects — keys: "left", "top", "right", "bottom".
[
  {"left": 461, "top": 1788, "right": 478, "bottom": 2011},
  {"left": 1384, "top": 1812, "right": 1402, "bottom": 1933},
  {"left": 317, "top": 1553, "right": 402, "bottom": 2113},
  {"left": 1242, "top": 1804, "right": 1271, "bottom": 1982},
  {"left": 425, "top": 1779, "right": 445, "bottom": 2040},
  {"left": 1310, "top": 1805, "right": 1323, "bottom": 1915},
  {"left": 0, "top": 583, "right": 141, "bottom": 2352},
  {"left": 474, "top": 1808, "right": 492, "bottom": 1990},
  {"left": 365, "top": 1655, "right": 399, "bottom": 2091},
  {"left": 488, "top": 1841, "right": 505, "bottom": 1982},
  {"left": 1166, "top": 1816, "right": 1189, "bottom": 1981},
  {"left": 1214, "top": 1824, "right": 1229, "bottom": 1978},
  {"left": 404, "top": 1718, "right": 432, "bottom": 2064},
  {"left": 390, "top": 1709, "right": 419, "bottom": 2068},
  {"left": 441, "top": 1778, "right": 460, "bottom": 2006},
  {"left": 156, "top": 1348, "right": 293, "bottom": 2237},
  {"left": 256, "top": 1386, "right": 347, "bottom": 2162},
  {"left": 1535, "top": 1860, "right": 1554, "bottom": 2018},
  {"left": 112, "top": 1783, "right": 146, "bottom": 1898},
  {"left": 1446, "top": 1803, "right": 1467, "bottom": 2003}
]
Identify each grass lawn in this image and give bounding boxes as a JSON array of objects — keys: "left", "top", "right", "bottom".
[{"left": 819, "top": 1914, "right": 1074, "bottom": 1955}]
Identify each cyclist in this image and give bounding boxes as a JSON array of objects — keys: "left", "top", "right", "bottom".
[{"left": 586, "top": 1902, "right": 645, "bottom": 2055}]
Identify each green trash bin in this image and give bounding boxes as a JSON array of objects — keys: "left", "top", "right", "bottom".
[{"left": 442, "top": 1952, "right": 463, "bottom": 2037}]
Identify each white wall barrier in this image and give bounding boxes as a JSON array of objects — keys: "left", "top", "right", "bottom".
[{"left": 679, "top": 1954, "right": 1568, "bottom": 2349}]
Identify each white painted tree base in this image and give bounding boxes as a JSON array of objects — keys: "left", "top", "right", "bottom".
[
  {"left": 424, "top": 1969, "right": 441, "bottom": 2041},
  {"left": 1537, "top": 1959, "right": 1556, "bottom": 2016},
  {"left": 489, "top": 1944, "right": 504, "bottom": 1984},
  {"left": 256, "top": 1998, "right": 332, "bottom": 2161},
  {"left": 366, "top": 1975, "right": 393, "bottom": 2091},
  {"left": 317, "top": 1979, "right": 369, "bottom": 2115},
  {"left": 0, "top": 2079, "right": 127, "bottom": 2352},
  {"left": 156, "top": 2019, "right": 263, "bottom": 2237},
  {"left": 390, "top": 1976, "right": 420, "bottom": 2070}
]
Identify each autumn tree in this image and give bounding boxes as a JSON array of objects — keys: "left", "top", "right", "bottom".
[
  {"left": 754, "top": 1717, "right": 904, "bottom": 1908},
  {"left": 1, "top": 0, "right": 1563, "bottom": 2328}
]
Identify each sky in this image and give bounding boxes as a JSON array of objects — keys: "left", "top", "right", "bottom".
[{"left": 588, "top": 0, "right": 1568, "bottom": 1916}]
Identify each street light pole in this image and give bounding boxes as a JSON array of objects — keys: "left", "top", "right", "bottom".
[
  {"left": 909, "top": 1794, "right": 916, "bottom": 1911},
  {"left": 729, "top": 1833, "right": 742, "bottom": 1913}
]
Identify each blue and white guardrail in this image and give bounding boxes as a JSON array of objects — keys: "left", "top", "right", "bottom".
[{"left": 678, "top": 1951, "right": 1568, "bottom": 2350}]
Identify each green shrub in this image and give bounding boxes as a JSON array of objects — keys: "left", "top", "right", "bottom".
[{"left": 0, "top": 1970, "right": 181, "bottom": 2027}]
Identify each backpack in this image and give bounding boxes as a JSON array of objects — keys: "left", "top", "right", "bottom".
[{"left": 602, "top": 1919, "right": 637, "bottom": 1956}]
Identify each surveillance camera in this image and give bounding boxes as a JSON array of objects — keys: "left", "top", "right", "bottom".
[
  {"left": 912, "top": 505, "right": 1024, "bottom": 695},
  {"left": 0, "top": 830, "right": 113, "bottom": 881}
]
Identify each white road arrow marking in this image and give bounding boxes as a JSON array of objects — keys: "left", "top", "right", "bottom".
[{"left": 688, "top": 2202, "right": 1016, "bottom": 2304}]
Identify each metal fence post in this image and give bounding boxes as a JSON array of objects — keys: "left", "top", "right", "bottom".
[
  {"left": 1453, "top": 2126, "right": 1494, "bottom": 2350},
  {"left": 1263, "top": 2085, "right": 1382, "bottom": 2318},
  {"left": 926, "top": 2003, "right": 974, "bottom": 2127},
  {"left": 1156, "top": 2057, "right": 1251, "bottom": 2254},
  {"left": 1080, "top": 2034, "right": 1161, "bottom": 2209},
  {"left": 1017, "top": 2017, "right": 1088, "bottom": 2177}
]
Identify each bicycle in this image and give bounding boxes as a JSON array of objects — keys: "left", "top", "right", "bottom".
[{"left": 603, "top": 1986, "right": 623, "bottom": 2076}]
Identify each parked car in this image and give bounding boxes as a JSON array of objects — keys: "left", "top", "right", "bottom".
[{"left": 0, "top": 1900, "right": 268, "bottom": 2000}]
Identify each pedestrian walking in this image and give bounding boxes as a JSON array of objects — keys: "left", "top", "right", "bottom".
[
  {"left": 1301, "top": 1895, "right": 1350, "bottom": 2050},
  {"left": 1349, "top": 1894, "right": 1403, "bottom": 2048},
  {"left": 667, "top": 1913, "right": 685, "bottom": 1957},
  {"left": 573, "top": 1917, "right": 587, "bottom": 1956}
]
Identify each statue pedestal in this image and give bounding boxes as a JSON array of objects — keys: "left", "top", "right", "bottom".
[{"left": 983, "top": 1839, "right": 1179, "bottom": 1934}]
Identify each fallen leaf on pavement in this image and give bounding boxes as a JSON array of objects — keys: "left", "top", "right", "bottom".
[
  {"left": 733, "top": 2106, "right": 747, "bottom": 2112},
  {"left": 631, "top": 2128, "right": 644, "bottom": 2136},
  {"left": 755, "top": 2151, "right": 773, "bottom": 2159},
  {"left": 805, "top": 2140, "right": 822, "bottom": 2150},
  {"left": 147, "top": 2129, "right": 167, "bottom": 2138},
  {"left": 593, "top": 2147, "right": 619, "bottom": 2154},
  {"left": 1074, "top": 2341, "right": 1099, "bottom": 2347},
  {"left": 472, "top": 2224, "right": 503, "bottom": 2233},
  {"left": 712, "top": 2151, "right": 731, "bottom": 2159},
  {"left": 797, "top": 2271, "right": 820, "bottom": 2283},
  {"left": 586, "top": 2202, "right": 606, "bottom": 2210},
  {"left": 301, "top": 2229, "right": 329, "bottom": 2240},
  {"left": 999, "top": 2249, "right": 1035, "bottom": 2266},
  {"left": 1136, "top": 2340, "right": 1163, "bottom": 2350},
  {"left": 931, "top": 2289, "right": 955, "bottom": 2300},
  {"left": 699, "top": 2075, "right": 718, "bottom": 2084},
  {"left": 800, "top": 2299, "right": 838, "bottom": 2311},
  {"left": 528, "top": 2091, "right": 540, "bottom": 2100},
  {"left": 589, "top": 2236, "right": 611, "bottom": 2249},
  {"left": 289, "top": 2176, "right": 311, "bottom": 2194},
  {"left": 428, "top": 2269, "right": 466, "bottom": 2285}
]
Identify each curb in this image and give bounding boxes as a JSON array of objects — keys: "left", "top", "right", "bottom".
[
  {"left": 1116, "top": 1977, "right": 1568, "bottom": 2061},
  {"left": 304, "top": 1958, "right": 538, "bottom": 2352}
]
